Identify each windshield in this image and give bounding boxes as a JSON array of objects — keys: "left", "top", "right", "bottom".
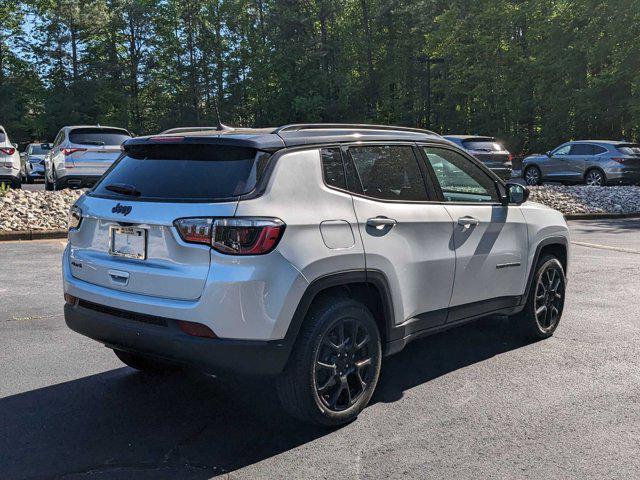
[
  {"left": 92, "top": 144, "right": 270, "bottom": 202},
  {"left": 462, "top": 139, "right": 504, "bottom": 151},
  {"left": 69, "top": 128, "right": 131, "bottom": 146},
  {"left": 29, "top": 145, "right": 48, "bottom": 155}
]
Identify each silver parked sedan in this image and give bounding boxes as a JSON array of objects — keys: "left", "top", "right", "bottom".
[
  {"left": 443, "top": 135, "right": 513, "bottom": 180},
  {"left": 522, "top": 140, "right": 640, "bottom": 186}
]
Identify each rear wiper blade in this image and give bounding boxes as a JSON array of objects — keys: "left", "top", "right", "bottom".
[{"left": 105, "top": 183, "right": 141, "bottom": 197}]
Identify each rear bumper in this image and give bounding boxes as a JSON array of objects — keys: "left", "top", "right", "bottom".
[
  {"left": 56, "top": 175, "right": 101, "bottom": 189},
  {"left": 604, "top": 169, "right": 640, "bottom": 184},
  {"left": 64, "top": 301, "right": 291, "bottom": 375}
]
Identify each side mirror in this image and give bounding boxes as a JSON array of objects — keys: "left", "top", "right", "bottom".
[
  {"left": 41, "top": 143, "right": 52, "bottom": 150},
  {"left": 504, "top": 182, "right": 529, "bottom": 205},
  {"left": 545, "top": 151, "right": 551, "bottom": 157}
]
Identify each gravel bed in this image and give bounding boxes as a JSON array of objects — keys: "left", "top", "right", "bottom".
[
  {"left": 0, "top": 189, "right": 85, "bottom": 232},
  {"left": 528, "top": 185, "right": 640, "bottom": 215},
  {"left": 1, "top": 185, "right": 640, "bottom": 233}
]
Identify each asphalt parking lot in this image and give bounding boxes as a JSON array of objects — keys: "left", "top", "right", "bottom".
[{"left": 1, "top": 219, "right": 640, "bottom": 479}]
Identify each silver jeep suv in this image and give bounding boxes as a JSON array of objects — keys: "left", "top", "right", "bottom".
[{"left": 63, "top": 124, "right": 570, "bottom": 426}]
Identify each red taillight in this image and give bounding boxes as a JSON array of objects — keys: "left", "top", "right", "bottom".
[
  {"left": 174, "top": 217, "right": 285, "bottom": 255},
  {"left": 178, "top": 320, "right": 217, "bottom": 338},
  {"left": 611, "top": 157, "right": 627, "bottom": 164},
  {"left": 62, "top": 148, "right": 87, "bottom": 156},
  {"left": 0, "top": 147, "right": 15, "bottom": 155},
  {"left": 508, "top": 153, "right": 514, "bottom": 163}
]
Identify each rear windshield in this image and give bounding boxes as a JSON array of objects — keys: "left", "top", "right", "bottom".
[
  {"left": 0, "top": 132, "right": 5, "bottom": 143},
  {"left": 29, "top": 145, "right": 48, "bottom": 155},
  {"left": 92, "top": 144, "right": 269, "bottom": 202},
  {"left": 69, "top": 128, "right": 131, "bottom": 146},
  {"left": 462, "top": 139, "right": 503, "bottom": 151},
  {"left": 617, "top": 144, "right": 640, "bottom": 156}
]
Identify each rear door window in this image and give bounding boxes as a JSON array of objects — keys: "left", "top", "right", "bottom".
[
  {"left": 568, "top": 144, "right": 591, "bottom": 155},
  {"left": 348, "top": 145, "right": 428, "bottom": 201},
  {"left": 69, "top": 128, "right": 131, "bottom": 146},
  {"left": 92, "top": 144, "right": 269, "bottom": 202}
]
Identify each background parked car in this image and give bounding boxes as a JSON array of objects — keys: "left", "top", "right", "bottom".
[
  {"left": 0, "top": 126, "right": 22, "bottom": 189},
  {"left": 443, "top": 135, "right": 513, "bottom": 180},
  {"left": 45, "top": 125, "right": 132, "bottom": 190},
  {"left": 522, "top": 140, "right": 640, "bottom": 186},
  {"left": 22, "top": 143, "right": 51, "bottom": 183}
]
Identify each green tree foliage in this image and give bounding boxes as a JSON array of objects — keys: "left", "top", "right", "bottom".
[{"left": 0, "top": 0, "right": 638, "bottom": 152}]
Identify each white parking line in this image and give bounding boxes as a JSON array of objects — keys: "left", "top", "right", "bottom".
[{"left": 572, "top": 241, "right": 640, "bottom": 255}]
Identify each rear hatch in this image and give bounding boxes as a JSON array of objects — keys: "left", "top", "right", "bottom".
[
  {"left": 616, "top": 144, "right": 640, "bottom": 169},
  {"left": 66, "top": 128, "right": 131, "bottom": 176},
  {"left": 462, "top": 137, "right": 511, "bottom": 167},
  {"left": 68, "top": 141, "right": 270, "bottom": 300}
]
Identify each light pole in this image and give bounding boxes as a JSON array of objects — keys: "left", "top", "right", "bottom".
[{"left": 417, "top": 55, "right": 445, "bottom": 129}]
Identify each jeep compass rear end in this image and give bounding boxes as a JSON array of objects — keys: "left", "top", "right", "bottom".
[{"left": 64, "top": 125, "right": 570, "bottom": 426}]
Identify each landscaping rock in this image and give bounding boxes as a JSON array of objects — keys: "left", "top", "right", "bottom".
[
  {"left": 528, "top": 185, "right": 640, "bottom": 215},
  {"left": 0, "top": 189, "right": 86, "bottom": 232}
]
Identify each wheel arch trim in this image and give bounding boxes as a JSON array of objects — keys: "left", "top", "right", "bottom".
[
  {"left": 280, "top": 269, "right": 395, "bottom": 366},
  {"left": 522, "top": 236, "right": 569, "bottom": 302}
]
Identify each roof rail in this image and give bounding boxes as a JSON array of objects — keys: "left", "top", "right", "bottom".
[
  {"left": 160, "top": 126, "right": 220, "bottom": 134},
  {"left": 273, "top": 123, "right": 439, "bottom": 136}
]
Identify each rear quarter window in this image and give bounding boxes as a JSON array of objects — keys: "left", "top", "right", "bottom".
[{"left": 92, "top": 144, "right": 269, "bottom": 202}]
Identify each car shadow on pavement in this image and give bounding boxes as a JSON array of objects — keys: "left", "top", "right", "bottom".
[
  {"left": 372, "top": 316, "right": 533, "bottom": 405},
  {"left": 0, "top": 317, "right": 533, "bottom": 480}
]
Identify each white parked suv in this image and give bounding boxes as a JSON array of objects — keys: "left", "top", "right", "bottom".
[
  {"left": 63, "top": 124, "right": 570, "bottom": 425},
  {"left": 0, "top": 125, "right": 22, "bottom": 188},
  {"left": 45, "top": 125, "right": 132, "bottom": 190}
]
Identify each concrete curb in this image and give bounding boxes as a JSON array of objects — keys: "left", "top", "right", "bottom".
[
  {"left": 564, "top": 213, "right": 640, "bottom": 220},
  {"left": 0, "top": 230, "right": 67, "bottom": 241}
]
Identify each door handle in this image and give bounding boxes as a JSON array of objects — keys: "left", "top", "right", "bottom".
[
  {"left": 457, "top": 217, "right": 479, "bottom": 228},
  {"left": 367, "top": 216, "right": 397, "bottom": 229}
]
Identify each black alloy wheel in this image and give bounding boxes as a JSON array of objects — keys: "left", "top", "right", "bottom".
[
  {"left": 533, "top": 264, "right": 564, "bottom": 333},
  {"left": 314, "top": 317, "right": 375, "bottom": 412}
]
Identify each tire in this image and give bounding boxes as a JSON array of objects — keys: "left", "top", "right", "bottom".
[
  {"left": 113, "top": 349, "right": 176, "bottom": 374},
  {"left": 584, "top": 168, "right": 606, "bottom": 186},
  {"left": 514, "top": 254, "right": 566, "bottom": 340},
  {"left": 524, "top": 166, "right": 542, "bottom": 186},
  {"left": 45, "top": 173, "right": 54, "bottom": 191},
  {"left": 276, "top": 297, "right": 382, "bottom": 427}
]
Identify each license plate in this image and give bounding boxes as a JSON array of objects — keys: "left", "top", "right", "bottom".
[{"left": 109, "top": 226, "right": 147, "bottom": 260}]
